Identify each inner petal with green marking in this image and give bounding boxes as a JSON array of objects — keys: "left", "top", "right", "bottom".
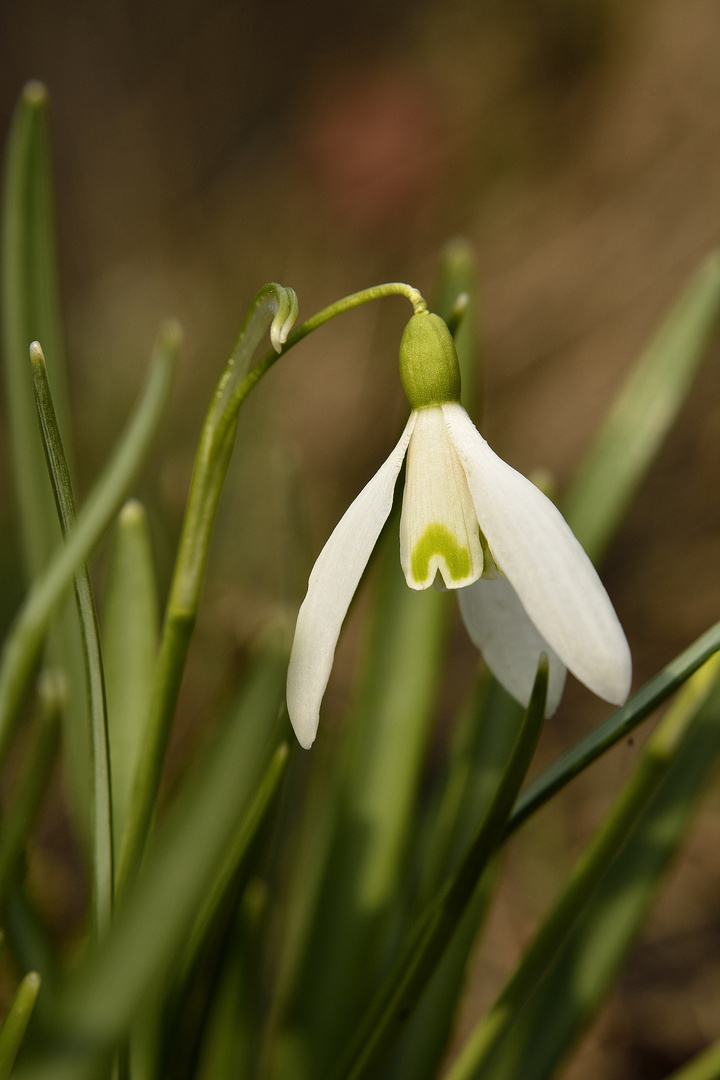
[
  {"left": 411, "top": 523, "right": 472, "bottom": 583},
  {"left": 399, "top": 406, "right": 483, "bottom": 590}
]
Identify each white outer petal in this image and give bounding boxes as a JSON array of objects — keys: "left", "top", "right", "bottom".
[
  {"left": 287, "top": 413, "right": 417, "bottom": 748},
  {"left": 443, "top": 403, "right": 632, "bottom": 705},
  {"left": 458, "top": 575, "right": 567, "bottom": 716}
]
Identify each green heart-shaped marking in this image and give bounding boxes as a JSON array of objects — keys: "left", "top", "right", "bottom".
[{"left": 411, "top": 523, "right": 471, "bottom": 583}]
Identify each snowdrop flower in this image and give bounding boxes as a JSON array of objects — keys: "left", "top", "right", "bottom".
[{"left": 287, "top": 312, "right": 631, "bottom": 748}]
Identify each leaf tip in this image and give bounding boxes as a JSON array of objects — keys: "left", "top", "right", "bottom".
[
  {"left": 22, "top": 80, "right": 48, "bottom": 108},
  {"left": 158, "top": 317, "right": 182, "bottom": 351},
  {"left": 29, "top": 340, "right": 45, "bottom": 369}
]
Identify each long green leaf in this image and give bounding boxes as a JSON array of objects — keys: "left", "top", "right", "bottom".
[
  {"left": 16, "top": 641, "right": 289, "bottom": 1079},
  {"left": 101, "top": 500, "right": 159, "bottom": 854},
  {"left": 1, "top": 79, "right": 90, "bottom": 840},
  {"left": 116, "top": 283, "right": 297, "bottom": 894},
  {"left": 474, "top": 661, "right": 720, "bottom": 1080},
  {"left": 279, "top": 523, "right": 452, "bottom": 1079},
  {"left": 388, "top": 622, "right": 720, "bottom": 1080},
  {"left": 0, "top": 674, "right": 60, "bottom": 904},
  {"left": 507, "top": 618, "right": 720, "bottom": 835},
  {"left": 1, "top": 80, "right": 71, "bottom": 577},
  {"left": 0, "top": 971, "right": 41, "bottom": 1080},
  {"left": 332, "top": 659, "right": 547, "bottom": 1080},
  {"left": 31, "top": 342, "right": 113, "bottom": 938},
  {"left": 433, "top": 238, "right": 481, "bottom": 422},
  {"left": 666, "top": 1037, "right": 720, "bottom": 1080},
  {"left": 563, "top": 252, "right": 720, "bottom": 563},
  {"left": 175, "top": 672, "right": 290, "bottom": 988},
  {"left": 387, "top": 680, "right": 524, "bottom": 1080},
  {"left": 447, "top": 654, "right": 720, "bottom": 1080},
  {"left": 0, "top": 322, "right": 178, "bottom": 769}
]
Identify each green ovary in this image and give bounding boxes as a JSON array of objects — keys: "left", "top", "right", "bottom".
[{"left": 411, "top": 523, "right": 471, "bottom": 583}]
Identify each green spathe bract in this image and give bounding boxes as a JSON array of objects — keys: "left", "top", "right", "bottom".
[
  {"left": 399, "top": 312, "right": 461, "bottom": 409},
  {"left": 411, "top": 523, "right": 472, "bottom": 584}
]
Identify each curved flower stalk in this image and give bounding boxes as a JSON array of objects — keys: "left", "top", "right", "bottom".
[{"left": 287, "top": 312, "right": 631, "bottom": 749}]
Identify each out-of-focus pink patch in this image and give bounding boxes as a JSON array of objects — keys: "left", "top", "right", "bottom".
[{"left": 301, "top": 69, "right": 449, "bottom": 231}]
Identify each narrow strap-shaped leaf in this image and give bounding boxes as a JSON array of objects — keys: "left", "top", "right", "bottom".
[
  {"left": 0, "top": 672, "right": 60, "bottom": 905},
  {"left": 388, "top": 681, "right": 524, "bottom": 1080},
  {"left": 282, "top": 524, "right": 452, "bottom": 1078},
  {"left": 194, "top": 911, "right": 258, "bottom": 1080},
  {"left": 0, "top": 322, "right": 177, "bottom": 770},
  {"left": 101, "top": 500, "right": 159, "bottom": 855},
  {"left": 0, "top": 971, "right": 41, "bottom": 1080},
  {"left": 330, "top": 658, "right": 547, "bottom": 1080},
  {"left": 563, "top": 252, "right": 720, "bottom": 564},
  {"left": 433, "top": 239, "right": 481, "bottom": 423},
  {"left": 392, "top": 625, "right": 720, "bottom": 1080},
  {"left": 469, "top": 659, "right": 720, "bottom": 1080},
  {"left": 507, "top": 618, "right": 720, "bottom": 835},
  {"left": 1, "top": 81, "right": 71, "bottom": 579},
  {"left": 116, "top": 284, "right": 297, "bottom": 893},
  {"left": 666, "top": 1037, "right": 720, "bottom": 1080},
  {"left": 17, "top": 645, "right": 288, "bottom": 1079},
  {"left": 31, "top": 341, "right": 113, "bottom": 938},
  {"left": 175, "top": 677, "right": 290, "bottom": 986},
  {"left": 1, "top": 79, "right": 90, "bottom": 849},
  {"left": 446, "top": 654, "right": 720, "bottom": 1080},
  {"left": 1, "top": 884, "right": 58, "bottom": 1016}
]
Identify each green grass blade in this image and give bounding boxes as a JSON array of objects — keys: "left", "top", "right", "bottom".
[
  {"left": 433, "top": 239, "right": 481, "bottom": 422},
  {"left": 195, "top": 924, "right": 257, "bottom": 1080},
  {"left": 507, "top": 618, "right": 720, "bottom": 835},
  {"left": 16, "top": 643, "right": 288, "bottom": 1079},
  {"left": 1, "top": 79, "right": 91, "bottom": 844},
  {"left": 563, "top": 252, "right": 720, "bottom": 563},
  {"left": 0, "top": 673, "right": 60, "bottom": 905},
  {"left": 101, "top": 500, "right": 159, "bottom": 855},
  {"left": 1, "top": 81, "right": 72, "bottom": 579},
  {"left": 0, "top": 322, "right": 178, "bottom": 770},
  {"left": 1, "top": 885, "right": 59, "bottom": 1018},
  {"left": 280, "top": 524, "right": 452, "bottom": 1078},
  {"left": 446, "top": 655, "right": 720, "bottom": 1080},
  {"left": 386, "top": 681, "right": 524, "bottom": 1080},
  {"left": 0, "top": 971, "right": 41, "bottom": 1080},
  {"left": 474, "top": 661, "right": 720, "bottom": 1080},
  {"left": 115, "top": 284, "right": 297, "bottom": 895},
  {"left": 31, "top": 342, "right": 113, "bottom": 938},
  {"left": 666, "top": 1037, "right": 720, "bottom": 1080},
  {"left": 387, "top": 586, "right": 719, "bottom": 1080},
  {"left": 420, "top": 676, "right": 524, "bottom": 906},
  {"left": 175, "top": 672, "right": 290, "bottom": 987},
  {"left": 331, "top": 659, "right": 547, "bottom": 1080}
]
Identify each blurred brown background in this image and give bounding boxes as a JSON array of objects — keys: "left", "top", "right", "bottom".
[{"left": 0, "top": 0, "right": 718, "bottom": 1077}]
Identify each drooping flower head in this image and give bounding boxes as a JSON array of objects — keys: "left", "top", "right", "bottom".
[{"left": 287, "top": 311, "right": 631, "bottom": 748}]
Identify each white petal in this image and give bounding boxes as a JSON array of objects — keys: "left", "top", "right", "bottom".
[
  {"left": 399, "top": 407, "right": 483, "bottom": 590},
  {"left": 287, "top": 413, "right": 417, "bottom": 748},
  {"left": 458, "top": 575, "right": 567, "bottom": 716},
  {"left": 443, "top": 403, "right": 632, "bottom": 705}
]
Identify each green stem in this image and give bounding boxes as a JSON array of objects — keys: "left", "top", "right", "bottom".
[
  {"left": 116, "top": 281, "right": 425, "bottom": 892},
  {"left": 31, "top": 343, "right": 113, "bottom": 938},
  {"left": 445, "top": 655, "right": 719, "bottom": 1080},
  {"left": 213, "top": 282, "right": 427, "bottom": 454}
]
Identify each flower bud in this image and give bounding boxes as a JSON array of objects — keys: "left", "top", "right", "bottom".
[{"left": 399, "top": 312, "right": 462, "bottom": 409}]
